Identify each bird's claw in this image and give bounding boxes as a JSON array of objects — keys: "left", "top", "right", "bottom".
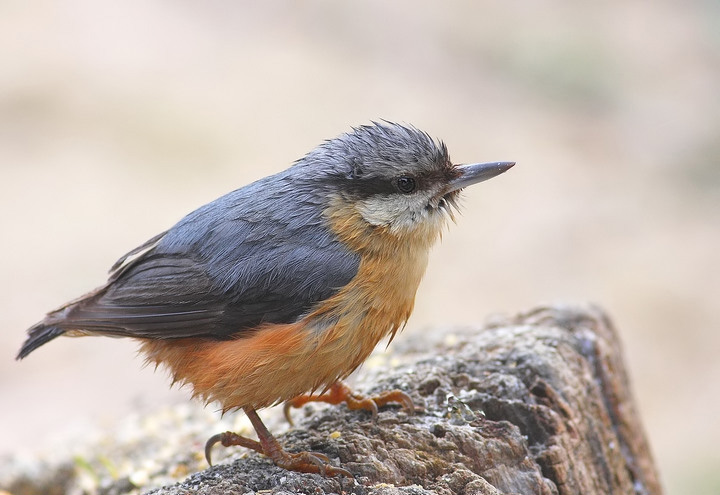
[
  {"left": 205, "top": 430, "right": 263, "bottom": 466},
  {"left": 277, "top": 451, "right": 353, "bottom": 478},
  {"left": 284, "top": 381, "right": 415, "bottom": 425},
  {"left": 204, "top": 429, "right": 352, "bottom": 478},
  {"left": 205, "top": 432, "right": 222, "bottom": 466}
]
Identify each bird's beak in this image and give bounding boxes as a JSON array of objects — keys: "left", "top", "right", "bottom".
[{"left": 447, "top": 161, "right": 515, "bottom": 193}]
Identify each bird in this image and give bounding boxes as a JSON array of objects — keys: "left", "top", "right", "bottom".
[{"left": 17, "top": 122, "right": 514, "bottom": 477}]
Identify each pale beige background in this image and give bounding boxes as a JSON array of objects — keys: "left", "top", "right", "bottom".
[{"left": 1, "top": 2, "right": 719, "bottom": 494}]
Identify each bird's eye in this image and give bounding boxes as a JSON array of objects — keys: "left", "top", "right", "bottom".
[{"left": 395, "top": 176, "right": 416, "bottom": 194}]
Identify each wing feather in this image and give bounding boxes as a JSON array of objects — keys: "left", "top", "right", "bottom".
[{"left": 33, "top": 178, "right": 360, "bottom": 341}]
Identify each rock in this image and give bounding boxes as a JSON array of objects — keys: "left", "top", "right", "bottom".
[{"left": 1, "top": 305, "right": 663, "bottom": 495}]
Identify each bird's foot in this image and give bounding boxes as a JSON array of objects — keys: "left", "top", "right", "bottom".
[
  {"left": 271, "top": 449, "right": 352, "bottom": 478},
  {"left": 284, "top": 381, "right": 414, "bottom": 425},
  {"left": 205, "top": 409, "right": 353, "bottom": 478}
]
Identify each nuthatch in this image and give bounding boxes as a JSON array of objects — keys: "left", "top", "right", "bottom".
[{"left": 17, "top": 122, "right": 513, "bottom": 477}]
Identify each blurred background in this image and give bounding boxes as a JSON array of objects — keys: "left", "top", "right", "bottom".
[{"left": 1, "top": 1, "right": 718, "bottom": 493}]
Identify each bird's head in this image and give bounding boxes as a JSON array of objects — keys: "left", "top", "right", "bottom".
[{"left": 294, "top": 122, "right": 514, "bottom": 241}]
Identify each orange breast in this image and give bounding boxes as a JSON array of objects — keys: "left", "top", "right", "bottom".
[{"left": 139, "top": 197, "right": 444, "bottom": 412}]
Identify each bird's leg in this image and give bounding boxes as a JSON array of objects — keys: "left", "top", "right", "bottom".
[
  {"left": 205, "top": 407, "right": 352, "bottom": 478},
  {"left": 284, "top": 381, "right": 414, "bottom": 425}
]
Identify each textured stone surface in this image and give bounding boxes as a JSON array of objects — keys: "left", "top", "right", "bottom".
[
  {"left": 1, "top": 305, "right": 663, "bottom": 494},
  {"left": 148, "top": 305, "right": 662, "bottom": 495}
]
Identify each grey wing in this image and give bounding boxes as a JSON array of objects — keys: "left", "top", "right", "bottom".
[
  {"left": 17, "top": 245, "right": 227, "bottom": 358},
  {"left": 52, "top": 251, "right": 227, "bottom": 339},
  {"left": 29, "top": 183, "right": 360, "bottom": 342},
  {"left": 17, "top": 176, "right": 360, "bottom": 358},
  {"left": 42, "top": 232, "right": 359, "bottom": 340}
]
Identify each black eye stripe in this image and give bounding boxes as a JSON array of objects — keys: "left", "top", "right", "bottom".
[
  {"left": 329, "top": 175, "right": 395, "bottom": 196},
  {"left": 327, "top": 171, "right": 423, "bottom": 198}
]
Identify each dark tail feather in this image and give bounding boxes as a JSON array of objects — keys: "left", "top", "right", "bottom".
[{"left": 16, "top": 323, "right": 66, "bottom": 360}]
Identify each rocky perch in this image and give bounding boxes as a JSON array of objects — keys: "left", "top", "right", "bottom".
[{"left": 1, "top": 305, "right": 663, "bottom": 495}]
